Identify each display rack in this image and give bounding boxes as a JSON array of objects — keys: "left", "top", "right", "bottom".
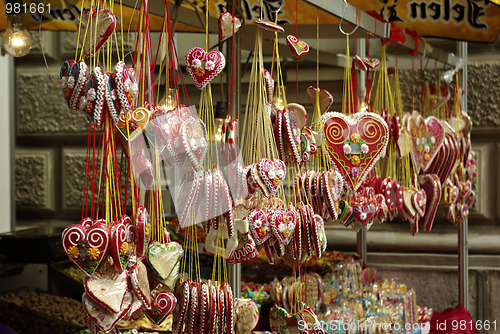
[{"left": 303, "top": 0, "right": 469, "bottom": 309}]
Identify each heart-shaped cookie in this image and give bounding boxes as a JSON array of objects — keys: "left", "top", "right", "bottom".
[
  {"left": 362, "top": 57, "right": 380, "bottom": 69},
  {"left": 284, "top": 109, "right": 302, "bottom": 163},
  {"left": 145, "top": 291, "right": 177, "bottom": 324},
  {"left": 116, "top": 106, "right": 151, "bottom": 143},
  {"left": 218, "top": 12, "right": 242, "bottom": 42},
  {"left": 422, "top": 116, "right": 445, "bottom": 171},
  {"left": 62, "top": 220, "right": 110, "bottom": 276},
  {"left": 147, "top": 242, "right": 183, "bottom": 281},
  {"left": 263, "top": 68, "right": 275, "bottom": 102},
  {"left": 270, "top": 305, "right": 306, "bottom": 333},
  {"left": 248, "top": 209, "right": 271, "bottom": 244},
  {"left": 129, "top": 259, "right": 152, "bottom": 309},
  {"left": 353, "top": 55, "right": 367, "bottom": 71},
  {"left": 60, "top": 60, "right": 88, "bottom": 114},
  {"left": 322, "top": 112, "right": 389, "bottom": 191},
  {"left": 412, "top": 189, "right": 427, "bottom": 217},
  {"left": 307, "top": 86, "right": 333, "bottom": 114},
  {"left": 79, "top": 9, "right": 116, "bottom": 57},
  {"left": 113, "top": 61, "right": 138, "bottom": 114},
  {"left": 79, "top": 67, "right": 107, "bottom": 125},
  {"left": 420, "top": 174, "right": 442, "bottom": 232},
  {"left": 197, "top": 281, "right": 210, "bottom": 333},
  {"left": 255, "top": 20, "right": 284, "bottom": 32},
  {"left": 172, "top": 281, "right": 190, "bottom": 334},
  {"left": 134, "top": 206, "right": 151, "bottom": 258},
  {"left": 257, "top": 158, "right": 286, "bottom": 195},
  {"left": 180, "top": 117, "right": 208, "bottom": 171},
  {"left": 85, "top": 266, "right": 128, "bottom": 313},
  {"left": 286, "top": 35, "right": 309, "bottom": 58},
  {"left": 407, "top": 112, "right": 427, "bottom": 172},
  {"left": 186, "top": 47, "right": 226, "bottom": 90},
  {"left": 427, "top": 84, "right": 450, "bottom": 111},
  {"left": 177, "top": 171, "right": 204, "bottom": 229},
  {"left": 352, "top": 203, "right": 375, "bottom": 227},
  {"left": 271, "top": 210, "right": 296, "bottom": 245},
  {"left": 234, "top": 298, "right": 260, "bottom": 334},
  {"left": 109, "top": 217, "right": 134, "bottom": 272},
  {"left": 82, "top": 290, "right": 132, "bottom": 333}
]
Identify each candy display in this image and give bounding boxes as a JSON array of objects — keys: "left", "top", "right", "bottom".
[{"left": 52, "top": 0, "right": 475, "bottom": 332}]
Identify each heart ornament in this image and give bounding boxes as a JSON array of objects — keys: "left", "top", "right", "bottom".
[
  {"left": 412, "top": 189, "right": 427, "bottom": 217},
  {"left": 62, "top": 220, "right": 110, "bottom": 276},
  {"left": 427, "top": 84, "right": 450, "bottom": 111},
  {"left": 258, "top": 158, "right": 286, "bottom": 195},
  {"left": 218, "top": 12, "right": 242, "bottom": 42},
  {"left": 172, "top": 281, "right": 190, "bottom": 334},
  {"left": 116, "top": 106, "right": 151, "bottom": 143},
  {"left": 79, "top": 67, "right": 107, "bottom": 126},
  {"left": 79, "top": 9, "right": 116, "bottom": 57},
  {"left": 82, "top": 291, "right": 132, "bottom": 333},
  {"left": 60, "top": 60, "right": 88, "bottom": 114},
  {"left": 129, "top": 259, "right": 152, "bottom": 308},
  {"left": 109, "top": 217, "right": 134, "bottom": 272},
  {"left": 113, "top": 61, "right": 138, "bottom": 114},
  {"left": 255, "top": 20, "right": 285, "bottom": 32},
  {"left": 407, "top": 112, "right": 427, "bottom": 172},
  {"left": 286, "top": 35, "right": 310, "bottom": 58},
  {"left": 180, "top": 117, "right": 208, "bottom": 171},
  {"left": 284, "top": 109, "right": 302, "bottom": 163},
  {"left": 186, "top": 47, "right": 226, "bottom": 90},
  {"left": 307, "top": 86, "right": 333, "bottom": 114},
  {"left": 147, "top": 242, "right": 183, "bottom": 281},
  {"left": 423, "top": 116, "right": 445, "bottom": 171},
  {"left": 352, "top": 203, "right": 375, "bottom": 228},
  {"left": 419, "top": 174, "right": 442, "bottom": 232},
  {"left": 145, "top": 291, "right": 177, "bottom": 325},
  {"left": 263, "top": 68, "right": 275, "bottom": 102},
  {"left": 322, "top": 112, "right": 389, "bottom": 191},
  {"left": 362, "top": 57, "right": 380, "bottom": 69},
  {"left": 270, "top": 305, "right": 307, "bottom": 334},
  {"left": 248, "top": 209, "right": 272, "bottom": 245},
  {"left": 271, "top": 209, "right": 296, "bottom": 245},
  {"left": 134, "top": 206, "right": 151, "bottom": 258},
  {"left": 85, "top": 266, "right": 128, "bottom": 313}
]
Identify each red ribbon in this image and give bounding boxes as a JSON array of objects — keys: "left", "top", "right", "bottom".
[{"left": 405, "top": 29, "right": 425, "bottom": 56}]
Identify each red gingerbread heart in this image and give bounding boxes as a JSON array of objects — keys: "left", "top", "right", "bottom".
[
  {"left": 271, "top": 209, "right": 296, "bottom": 245},
  {"left": 306, "top": 86, "right": 333, "bottom": 114},
  {"left": 109, "top": 215, "right": 134, "bottom": 272},
  {"left": 412, "top": 189, "right": 427, "bottom": 217},
  {"left": 422, "top": 116, "right": 446, "bottom": 171},
  {"left": 85, "top": 266, "right": 128, "bottom": 313},
  {"left": 248, "top": 209, "right": 272, "bottom": 244},
  {"left": 79, "top": 9, "right": 116, "bottom": 57},
  {"left": 286, "top": 35, "right": 309, "bottom": 58},
  {"left": 186, "top": 47, "right": 226, "bottom": 90},
  {"left": 258, "top": 158, "right": 286, "bottom": 195},
  {"left": 407, "top": 112, "right": 427, "bottom": 172},
  {"left": 134, "top": 206, "right": 151, "bottom": 258},
  {"left": 420, "top": 174, "right": 442, "bottom": 232},
  {"left": 322, "top": 112, "right": 389, "bottom": 191},
  {"left": 62, "top": 218, "right": 110, "bottom": 276},
  {"left": 82, "top": 290, "right": 132, "bottom": 332},
  {"left": 145, "top": 291, "right": 177, "bottom": 324}
]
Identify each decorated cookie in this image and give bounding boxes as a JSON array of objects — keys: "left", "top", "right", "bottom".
[
  {"left": 79, "top": 8, "right": 116, "bottom": 57},
  {"left": 186, "top": 47, "right": 226, "bottom": 90},
  {"left": 218, "top": 12, "right": 242, "bottom": 42}
]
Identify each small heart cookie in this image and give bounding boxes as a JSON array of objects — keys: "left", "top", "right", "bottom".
[{"left": 218, "top": 12, "right": 242, "bottom": 42}]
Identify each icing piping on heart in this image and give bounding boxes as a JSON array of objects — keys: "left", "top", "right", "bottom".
[
  {"left": 180, "top": 117, "right": 208, "bottom": 171},
  {"left": 322, "top": 111, "right": 389, "bottom": 191},
  {"left": 186, "top": 47, "right": 226, "bottom": 90},
  {"left": 286, "top": 35, "right": 309, "bottom": 57}
]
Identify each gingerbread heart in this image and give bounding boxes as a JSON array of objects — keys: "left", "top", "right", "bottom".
[
  {"left": 263, "top": 68, "right": 275, "bottom": 102},
  {"left": 145, "top": 291, "right": 177, "bottom": 325},
  {"left": 284, "top": 109, "right": 302, "bottom": 163},
  {"left": 427, "top": 84, "right": 450, "bottom": 111},
  {"left": 270, "top": 305, "right": 306, "bottom": 334},
  {"left": 286, "top": 35, "right": 309, "bottom": 58},
  {"left": 177, "top": 171, "right": 203, "bottom": 229},
  {"left": 180, "top": 117, "right": 208, "bottom": 171},
  {"left": 420, "top": 174, "right": 442, "bottom": 232},
  {"left": 352, "top": 203, "right": 375, "bottom": 227},
  {"left": 134, "top": 206, "right": 151, "bottom": 258},
  {"left": 255, "top": 20, "right": 284, "bottom": 32},
  {"left": 218, "top": 12, "right": 242, "bottom": 42},
  {"left": 79, "top": 67, "right": 107, "bottom": 125},
  {"left": 109, "top": 217, "right": 134, "bottom": 272},
  {"left": 322, "top": 112, "right": 389, "bottom": 191},
  {"left": 79, "top": 9, "right": 116, "bottom": 57},
  {"left": 60, "top": 60, "right": 88, "bottom": 114},
  {"left": 353, "top": 55, "right": 367, "bottom": 71},
  {"left": 422, "top": 116, "right": 445, "bottom": 171},
  {"left": 147, "top": 242, "right": 183, "bottom": 281},
  {"left": 172, "top": 281, "right": 190, "bottom": 334},
  {"left": 116, "top": 106, "right": 151, "bottom": 143},
  {"left": 129, "top": 259, "right": 152, "bottom": 309},
  {"left": 407, "top": 112, "right": 427, "bottom": 172},
  {"left": 271, "top": 210, "right": 296, "bottom": 245},
  {"left": 85, "top": 266, "right": 128, "bottom": 313},
  {"left": 412, "top": 189, "right": 427, "bottom": 217},
  {"left": 363, "top": 57, "right": 380, "bottom": 69},
  {"left": 82, "top": 290, "right": 132, "bottom": 333},
  {"left": 257, "top": 158, "right": 286, "bottom": 195},
  {"left": 62, "top": 219, "right": 110, "bottom": 276},
  {"left": 228, "top": 231, "right": 259, "bottom": 264},
  {"left": 248, "top": 209, "right": 271, "bottom": 244},
  {"left": 113, "top": 61, "right": 138, "bottom": 114},
  {"left": 187, "top": 283, "right": 199, "bottom": 333},
  {"left": 307, "top": 86, "right": 333, "bottom": 114},
  {"left": 186, "top": 47, "right": 226, "bottom": 90}
]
